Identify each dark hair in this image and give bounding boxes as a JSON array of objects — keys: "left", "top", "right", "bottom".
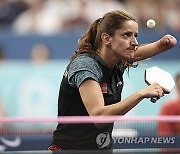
[{"left": 72, "top": 10, "right": 137, "bottom": 67}]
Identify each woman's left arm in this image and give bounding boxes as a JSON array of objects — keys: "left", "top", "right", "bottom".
[{"left": 134, "top": 34, "right": 177, "bottom": 61}]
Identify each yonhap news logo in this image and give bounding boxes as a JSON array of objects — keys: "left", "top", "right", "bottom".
[
  {"left": 113, "top": 137, "right": 175, "bottom": 144},
  {"left": 96, "top": 132, "right": 111, "bottom": 149}
]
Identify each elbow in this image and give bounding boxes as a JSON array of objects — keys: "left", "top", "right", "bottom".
[
  {"left": 89, "top": 106, "right": 108, "bottom": 129},
  {"left": 90, "top": 106, "right": 105, "bottom": 116}
]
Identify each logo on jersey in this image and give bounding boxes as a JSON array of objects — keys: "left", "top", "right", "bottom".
[
  {"left": 96, "top": 132, "right": 111, "bottom": 149},
  {"left": 101, "top": 83, "right": 107, "bottom": 93},
  {"left": 117, "top": 81, "right": 122, "bottom": 87}
]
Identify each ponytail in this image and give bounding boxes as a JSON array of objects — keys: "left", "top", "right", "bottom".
[{"left": 72, "top": 18, "right": 102, "bottom": 59}]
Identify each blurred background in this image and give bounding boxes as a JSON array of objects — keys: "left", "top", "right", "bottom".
[{"left": 0, "top": 0, "right": 180, "bottom": 117}]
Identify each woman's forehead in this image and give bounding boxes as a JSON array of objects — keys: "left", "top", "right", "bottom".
[{"left": 120, "top": 20, "right": 138, "bottom": 33}]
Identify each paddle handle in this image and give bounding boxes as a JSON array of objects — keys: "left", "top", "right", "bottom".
[{"left": 150, "top": 97, "right": 158, "bottom": 103}]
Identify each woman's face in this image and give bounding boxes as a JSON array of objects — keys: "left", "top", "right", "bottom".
[{"left": 109, "top": 20, "right": 138, "bottom": 61}]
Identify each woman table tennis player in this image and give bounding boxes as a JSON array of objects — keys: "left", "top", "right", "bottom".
[{"left": 48, "top": 10, "right": 177, "bottom": 151}]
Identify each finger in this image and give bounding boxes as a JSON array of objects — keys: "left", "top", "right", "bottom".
[
  {"left": 155, "top": 85, "right": 163, "bottom": 98},
  {"left": 156, "top": 92, "right": 162, "bottom": 99},
  {"left": 162, "top": 87, "right": 170, "bottom": 94}
]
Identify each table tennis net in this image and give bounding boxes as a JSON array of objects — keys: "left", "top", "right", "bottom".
[{"left": 0, "top": 116, "right": 180, "bottom": 153}]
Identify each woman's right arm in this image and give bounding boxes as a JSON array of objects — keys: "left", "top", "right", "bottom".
[{"left": 79, "top": 79, "right": 164, "bottom": 128}]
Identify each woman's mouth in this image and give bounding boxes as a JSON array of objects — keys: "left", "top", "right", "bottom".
[
  {"left": 126, "top": 49, "right": 135, "bottom": 58},
  {"left": 127, "top": 48, "right": 136, "bottom": 52}
]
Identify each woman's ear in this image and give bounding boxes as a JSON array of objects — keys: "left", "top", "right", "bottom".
[{"left": 101, "top": 33, "right": 111, "bottom": 46}]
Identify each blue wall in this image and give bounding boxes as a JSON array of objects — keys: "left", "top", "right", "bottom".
[{"left": 0, "top": 29, "right": 179, "bottom": 60}]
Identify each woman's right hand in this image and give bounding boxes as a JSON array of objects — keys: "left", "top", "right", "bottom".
[{"left": 140, "top": 83, "right": 166, "bottom": 100}]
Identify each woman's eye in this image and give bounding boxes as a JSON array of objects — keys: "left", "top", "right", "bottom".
[
  {"left": 134, "top": 34, "right": 138, "bottom": 38},
  {"left": 124, "top": 33, "right": 131, "bottom": 37}
]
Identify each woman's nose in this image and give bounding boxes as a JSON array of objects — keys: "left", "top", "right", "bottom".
[{"left": 130, "top": 38, "right": 138, "bottom": 46}]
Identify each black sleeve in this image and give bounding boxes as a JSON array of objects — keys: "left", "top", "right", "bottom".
[{"left": 67, "top": 54, "right": 103, "bottom": 88}]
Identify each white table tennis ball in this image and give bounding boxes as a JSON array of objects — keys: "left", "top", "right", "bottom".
[{"left": 146, "top": 19, "right": 156, "bottom": 28}]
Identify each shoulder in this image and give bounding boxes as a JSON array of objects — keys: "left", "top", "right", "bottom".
[
  {"left": 72, "top": 53, "right": 96, "bottom": 64},
  {"left": 66, "top": 53, "right": 103, "bottom": 87},
  {"left": 69, "top": 53, "right": 102, "bottom": 73},
  {"left": 67, "top": 53, "right": 103, "bottom": 84}
]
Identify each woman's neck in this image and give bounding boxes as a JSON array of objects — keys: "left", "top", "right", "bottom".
[{"left": 97, "top": 49, "right": 119, "bottom": 70}]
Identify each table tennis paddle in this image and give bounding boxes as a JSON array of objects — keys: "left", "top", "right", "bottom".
[{"left": 144, "top": 66, "right": 175, "bottom": 103}]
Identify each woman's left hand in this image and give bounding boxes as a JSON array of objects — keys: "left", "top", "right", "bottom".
[{"left": 160, "top": 34, "right": 177, "bottom": 49}]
